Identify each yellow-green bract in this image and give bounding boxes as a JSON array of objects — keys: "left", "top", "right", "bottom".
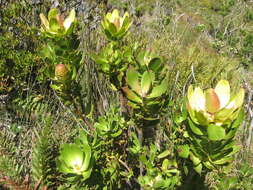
[
  {"left": 101, "top": 9, "right": 132, "bottom": 41},
  {"left": 39, "top": 8, "right": 76, "bottom": 38},
  {"left": 186, "top": 79, "right": 245, "bottom": 126}
]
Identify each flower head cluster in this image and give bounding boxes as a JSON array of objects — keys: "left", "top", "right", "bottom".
[
  {"left": 101, "top": 9, "right": 132, "bottom": 40},
  {"left": 39, "top": 8, "right": 76, "bottom": 38},
  {"left": 187, "top": 80, "right": 244, "bottom": 126}
]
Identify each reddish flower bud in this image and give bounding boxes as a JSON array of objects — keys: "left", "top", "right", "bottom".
[{"left": 55, "top": 64, "right": 69, "bottom": 81}]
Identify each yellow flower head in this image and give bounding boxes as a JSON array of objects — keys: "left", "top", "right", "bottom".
[
  {"left": 101, "top": 9, "right": 132, "bottom": 40},
  {"left": 187, "top": 80, "right": 244, "bottom": 126},
  {"left": 39, "top": 8, "right": 76, "bottom": 37}
]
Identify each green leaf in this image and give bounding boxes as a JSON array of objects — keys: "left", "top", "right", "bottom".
[
  {"left": 41, "top": 44, "right": 55, "bottom": 59},
  {"left": 141, "top": 71, "right": 152, "bottom": 97},
  {"left": 129, "top": 133, "right": 141, "bottom": 154},
  {"left": 231, "top": 109, "right": 244, "bottom": 128},
  {"left": 71, "top": 66, "right": 77, "bottom": 80},
  {"left": 108, "top": 22, "right": 118, "bottom": 34},
  {"left": 225, "top": 145, "right": 240, "bottom": 157},
  {"left": 50, "top": 84, "right": 61, "bottom": 91},
  {"left": 60, "top": 144, "right": 83, "bottom": 163},
  {"left": 148, "top": 77, "right": 168, "bottom": 98},
  {"left": 58, "top": 144, "right": 85, "bottom": 174},
  {"left": 100, "top": 63, "right": 110, "bottom": 73},
  {"left": 183, "top": 165, "right": 189, "bottom": 175},
  {"left": 207, "top": 124, "right": 225, "bottom": 141},
  {"left": 194, "top": 163, "right": 202, "bottom": 175},
  {"left": 48, "top": 8, "right": 59, "bottom": 20},
  {"left": 158, "top": 150, "right": 170, "bottom": 159},
  {"left": 122, "top": 14, "right": 131, "bottom": 28},
  {"left": 227, "top": 177, "right": 238, "bottom": 188},
  {"left": 39, "top": 13, "right": 49, "bottom": 28},
  {"left": 222, "top": 141, "right": 236, "bottom": 151},
  {"left": 142, "top": 116, "right": 159, "bottom": 121},
  {"left": 82, "top": 144, "right": 91, "bottom": 171},
  {"left": 137, "top": 51, "right": 148, "bottom": 66},
  {"left": 203, "top": 161, "right": 214, "bottom": 170},
  {"left": 214, "top": 108, "right": 234, "bottom": 121},
  {"left": 111, "top": 129, "right": 122, "bottom": 137},
  {"left": 117, "top": 27, "right": 129, "bottom": 39},
  {"left": 162, "top": 159, "right": 169, "bottom": 171},
  {"left": 210, "top": 141, "right": 235, "bottom": 160},
  {"left": 126, "top": 68, "right": 141, "bottom": 94},
  {"left": 212, "top": 157, "right": 233, "bottom": 165},
  {"left": 56, "top": 159, "right": 72, "bottom": 174},
  {"left": 149, "top": 57, "right": 163, "bottom": 72},
  {"left": 189, "top": 109, "right": 209, "bottom": 126},
  {"left": 188, "top": 119, "right": 204, "bottom": 135},
  {"left": 224, "top": 128, "right": 236, "bottom": 140},
  {"left": 82, "top": 168, "right": 92, "bottom": 181},
  {"left": 93, "top": 56, "right": 108, "bottom": 65},
  {"left": 190, "top": 153, "right": 201, "bottom": 166},
  {"left": 127, "top": 101, "right": 140, "bottom": 109},
  {"left": 122, "top": 87, "right": 142, "bottom": 104},
  {"left": 104, "top": 29, "right": 114, "bottom": 41},
  {"left": 79, "top": 130, "right": 89, "bottom": 145},
  {"left": 49, "top": 18, "right": 60, "bottom": 32},
  {"left": 174, "top": 115, "right": 186, "bottom": 125},
  {"left": 177, "top": 145, "right": 190, "bottom": 158},
  {"left": 139, "top": 155, "right": 148, "bottom": 165}
]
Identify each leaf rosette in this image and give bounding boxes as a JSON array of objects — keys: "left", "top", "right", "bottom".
[
  {"left": 39, "top": 8, "right": 76, "bottom": 38},
  {"left": 94, "top": 107, "right": 124, "bottom": 138},
  {"left": 92, "top": 43, "right": 134, "bottom": 90},
  {"left": 56, "top": 143, "right": 93, "bottom": 181},
  {"left": 101, "top": 9, "right": 132, "bottom": 41},
  {"left": 122, "top": 51, "right": 169, "bottom": 120},
  {"left": 180, "top": 80, "right": 245, "bottom": 174}
]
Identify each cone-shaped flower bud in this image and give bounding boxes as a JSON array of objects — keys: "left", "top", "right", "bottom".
[
  {"left": 56, "top": 143, "right": 93, "bottom": 180},
  {"left": 186, "top": 80, "right": 245, "bottom": 126},
  {"left": 101, "top": 9, "right": 132, "bottom": 41},
  {"left": 55, "top": 64, "right": 69, "bottom": 81},
  {"left": 205, "top": 88, "right": 220, "bottom": 113},
  {"left": 39, "top": 8, "right": 76, "bottom": 38}
]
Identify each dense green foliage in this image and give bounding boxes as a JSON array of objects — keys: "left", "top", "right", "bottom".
[{"left": 0, "top": 0, "right": 253, "bottom": 190}]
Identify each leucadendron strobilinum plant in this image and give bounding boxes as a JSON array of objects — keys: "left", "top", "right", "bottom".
[
  {"left": 93, "top": 9, "right": 181, "bottom": 189},
  {"left": 95, "top": 10, "right": 170, "bottom": 121},
  {"left": 39, "top": 8, "right": 82, "bottom": 106},
  {"left": 177, "top": 80, "right": 245, "bottom": 174},
  {"left": 93, "top": 9, "right": 133, "bottom": 91}
]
